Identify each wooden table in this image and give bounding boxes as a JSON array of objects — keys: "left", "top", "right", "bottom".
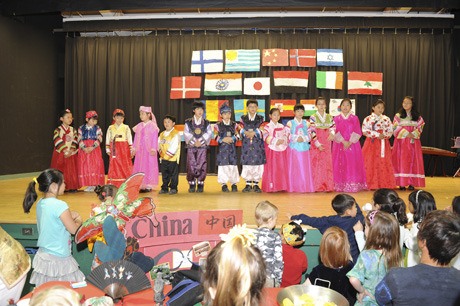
[{"left": 421, "top": 146, "right": 457, "bottom": 177}]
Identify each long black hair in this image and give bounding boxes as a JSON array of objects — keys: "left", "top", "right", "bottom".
[
  {"left": 398, "top": 96, "right": 420, "bottom": 120},
  {"left": 23, "top": 169, "right": 64, "bottom": 213},
  {"left": 373, "top": 188, "right": 408, "bottom": 225},
  {"left": 408, "top": 190, "right": 437, "bottom": 223}
]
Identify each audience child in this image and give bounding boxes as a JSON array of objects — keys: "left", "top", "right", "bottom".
[
  {"left": 280, "top": 222, "right": 308, "bottom": 287},
  {"left": 105, "top": 108, "right": 134, "bottom": 188},
  {"left": 29, "top": 285, "right": 82, "bottom": 306},
  {"left": 262, "top": 108, "right": 288, "bottom": 193},
  {"left": 449, "top": 196, "right": 460, "bottom": 270},
  {"left": 307, "top": 227, "right": 357, "bottom": 305},
  {"left": 372, "top": 188, "right": 410, "bottom": 252},
  {"left": 309, "top": 97, "right": 335, "bottom": 192},
  {"left": 184, "top": 101, "right": 212, "bottom": 193},
  {"left": 254, "top": 201, "right": 283, "bottom": 287},
  {"left": 50, "top": 109, "right": 79, "bottom": 192},
  {"left": 291, "top": 194, "right": 364, "bottom": 262},
  {"left": 202, "top": 224, "right": 266, "bottom": 306},
  {"left": 213, "top": 104, "right": 240, "bottom": 192},
  {"left": 285, "top": 104, "right": 315, "bottom": 193},
  {"left": 0, "top": 226, "right": 31, "bottom": 306},
  {"left": 361, "top": 99, "right": 396, "bottom": 190},
  {"left": 392, "top": 96, "right": 426, "bottom": 190},
  {"left": 332, "top": 98, "right": 367, "bottom": 192},
  {"left": 77, "top": 110, "right": 105, "bottom": 192},
  {"left": 158, "top": 115, "right": 181, "bottom": 195},
  {"left": 239, "top": 99, "right": 266, "bottom": 193},
  {"left": 91, "top": 184, "right": 119, "bottom": 216},
  {"left": 23, "top": 169, "right": 84, "bottom": 286},
  {"left": 347, "top": 211, "right": 402, "bottom": 305},
  {"left": 132, "top": 106, "right": 159, "bottom": 192},
  {"left": 403, "top": 190, "right": 437, "bottom": 267},
  {"left": 375, "top": 210, "right": 460, "bottom": 305}
]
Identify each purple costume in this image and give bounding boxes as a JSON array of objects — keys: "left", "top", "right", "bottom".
[
  {"left": 240, "top": 114, "right": 266, "bottom": 165},
  {"left": 184, "top": 116, "right": 212, "bottom": 184}
]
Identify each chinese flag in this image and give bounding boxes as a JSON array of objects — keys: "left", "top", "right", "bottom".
[
  {"left": 262, "top": 49, "right": 289, "bottom": 67},
  {"left": 170, "top": 76, "right": 202, "bottom": 99}
]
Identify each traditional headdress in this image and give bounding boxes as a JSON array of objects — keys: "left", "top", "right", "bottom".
[
  {"left": 139, "top": 106, "right": 158, "bottom": 130},
  {"left": 86, "top": 110, "right": 98, "bottom": 119},
  {"left": 113, "top": 109, "right": 125, "bottom": 117},
  {"left": 219, "top": 103, "right": 232, "bottom": 114}
]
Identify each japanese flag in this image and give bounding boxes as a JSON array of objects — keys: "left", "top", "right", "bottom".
[{"left": 244, "top": 77, "right": 270, "bottom": 96}]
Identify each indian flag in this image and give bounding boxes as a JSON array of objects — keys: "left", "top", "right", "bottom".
[
  {"left": 347, "top": 71, "right": 383, "bottom": 95},
  {"left": 204, "top": 73, "right": 243, "bottom": 96},
  {"left": 300, "top": 99, "right": 317, "bottom": 116},
  {"left": 316, "top": 71, "right": 343, "bottom": 90}
]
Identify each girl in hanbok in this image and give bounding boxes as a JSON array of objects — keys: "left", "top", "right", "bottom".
[
  {"left": 132, "top": 106, "right": 159, "bottom": 192},
  {"left": 362, "top": 99, "right": 396, "bottom": 190},
  {"left": 332, "top": 98, "right": 367, "bottom": 192},
  {"left": 285, "top": 104, "right": 315, "bottom": 192},
  {"left": 106, "top": 109, "right": 134, "bottom": 188},
  {"left": 77, "top": 110, "right": 105, "bottom": 191},
  {"left": 262, "top": 108, "right": 288, "bottom": 192},
  {"left": 50, "top": 109, "right": 79, "bottom": 191},
  {"left": 309, "top": 97, "right": 335, "bottom": 192},
  {"left": 392, "top": 96, "right": 425, "bottom": 190}
]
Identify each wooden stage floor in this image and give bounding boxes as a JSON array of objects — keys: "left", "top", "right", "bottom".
[{"left": 1, "top": 174, "right": 459, "bottom": 226}]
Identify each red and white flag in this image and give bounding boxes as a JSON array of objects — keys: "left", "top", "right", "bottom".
[
  {"left": 289, "top": 49, "right": 316, "bottom": 67},
  {"left": 262, "top": 49, "right": 289, "bottom": 67},
  {"left": 244, "top": 77, "right": 270, "bottom": 96},
  {"left": 170, "top": 76, "right": 202, "bottom": 99},
  {"left": 273, "top": 71, "right": 309, "bottom": 93},
  {"left": 347, "top": 72, "right": 383, "bottom": 95}
]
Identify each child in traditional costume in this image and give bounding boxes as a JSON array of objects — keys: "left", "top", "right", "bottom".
[{"left": 158, "top": 115, "right": 181, "bottom": 195}]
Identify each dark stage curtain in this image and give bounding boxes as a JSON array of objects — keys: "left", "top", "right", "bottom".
[{"left": 65, "top": 32, "right": 454, "bottom": 173}]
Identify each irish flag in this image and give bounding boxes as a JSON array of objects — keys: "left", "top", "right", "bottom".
[
  {"left": 273, "top": 71, "right": 309, "bottom": 93},
  {"left": 316, "top": 71, "right": 343, "bottom": 90},
  {"left": 347, "top": 72, "right": 383, "bottom": 95},
  {"left": 204, "top": 73, "right": 243, "bottom": 96}
]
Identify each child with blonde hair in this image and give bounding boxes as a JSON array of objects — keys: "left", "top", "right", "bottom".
[
  {"left": 29, "top": 286, "right": 82, "bottom": 306},
  {"left": 347, "top": 211, "right": 402, "bottom": 305},
  {"left": 202, "top": 225, "right": 266, "bottom": 306},
  {"left": 307, "top": 226, "right": 357, "bottom": 305},
  {"left": 254, "top": 201, "right": 283, "bottom": 287}
]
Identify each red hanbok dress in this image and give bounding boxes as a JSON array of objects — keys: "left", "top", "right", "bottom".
[
  {"left": 50, "top": 124, "right": 79, "bottom": 190},
  {"left": 77, "top": 124, "right": 105, "bottom": 187},
  {"left": 362, "top": 113, "right": 396, "bottom": 189},
  {"left": 392, "top": 113, "right": 425, "bottom": 187},
  {"left": 106, "top": 123, "right": 133, "bottom": 188}
]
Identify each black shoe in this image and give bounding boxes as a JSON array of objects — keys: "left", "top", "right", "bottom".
[
  {"left": 197, "top": 184, "right": 204, "bottom": 193},
  {"left": 242, "top": 185, "right": 252, "bottom": 193},
  {"left": 169, "top": 189, "right": 178, "bottom": 195},
  {"left": 231, "top": 184, "right": 238, "bottom": 192},
  {"left": 253, "top": 185, "right": 262, "bottom": 193},
  {"left": 65, "top": 189, "right": 78, "bottom": 193},
  {"left": 188, "top": 184, "right": 196, "bottom": 193},
  {"left": 408, "top": 185, "right": 415, "bottom": 190},
  {"left": 399, "top": 186, "right": 406, "bottom": 191},
  {"left": 159, "top": 189, "right": 168, "bottom": 194},
  {"left": 140, "top": 188, "right": 151, "bottom": 193},
  {"left": 221, "top": 185, "right": 229, "bottom": 192}
]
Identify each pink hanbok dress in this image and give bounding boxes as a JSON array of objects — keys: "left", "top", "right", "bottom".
[
  {"left": 332, "top": 113, "right": 367, "bottom": 192},
  {"left": 286, "top": 118, "right": 315, "bottom": 193},
  {"left": 392, "top": 113, "right": 425, "bottom": 187},
  {"left": 262, "top": 121, "right": 288, "bottom": 192},
  {"left": 309, "top": 112, "right": 335, "bottom": 192},
  {"left": 132, "top": 120, "right": 159, "bottom": 190}
]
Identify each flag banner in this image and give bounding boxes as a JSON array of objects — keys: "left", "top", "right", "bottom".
[
  {"left": 170, "top": 76, "right": 202, "bottom": 99},
  {"left": 244, "top": 77, "right": 271, "bottom": 96},
  {"left": 205, "top": 100, "right": 229, "bottom": 122},
  {"left": 233, "top": 99, "right": 266, "bottom": 121},
  {"left": 225, "top": 49, "right": 260, "bottom": 72},
  {"left": 273, "top": 71, "right": 309, "bottom": 93},
  {"left": 347, "top": 71, "right": 383, "bottom": 95},
  {"left": 204, "top": 73, "right": 243, "bottom": 96},
  {"left": 289, "top": 49, "right": 316, "bottom": 67},
  {"left": 300, "top": 99, "right": 317, "bottom": 116},
  {"left": 317, "top": 49, "right": 344, "bottom": 66},
  {"left": 191, "top": 50, "right": 224, "bottom": 73},
  {"left": 270, "top": 99, "right": 297, "bottom": 117},
  {"left": 316, "top": 71, "right": 343, "bottom": 90},
  {"left": 262, "top": 49, "right": 289, "bottom": 67},
  {"left": 329, "top": 98, "right": 356, "bottom": 117},
  {"left": 174, "top": 124, "right": 185, "bottom": 142}
]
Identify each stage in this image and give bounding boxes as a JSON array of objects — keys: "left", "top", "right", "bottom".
[{"left": 1, "top": 174, "right": 459, "bottom": 226}]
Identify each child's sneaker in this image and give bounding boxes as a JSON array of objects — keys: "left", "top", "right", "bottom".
[
  {"left": 169, "top": 189, "right": 178, "bottom": 195},
  {"left": 253, "top": 185, "right": 262, "bottom": 193},
  {"left": 221, "top": 185, "right": 229, "bottom": 192},
  {"left": 231, "top": 184, "right": 238, "bottom": 192},
  {"left": 196, "top": 184, "right": 204, "bottom": 193},
  {"left": 188, "top": 184, "right": 196, "bottom": 193},
  {"left": 159, "top": 189, "right": 168, "bottom": 194},
  {"left": 242, "top": 185, "right": 252, "bottom": 193}
]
